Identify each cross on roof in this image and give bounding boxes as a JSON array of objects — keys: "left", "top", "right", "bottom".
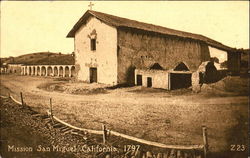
[{"left": 88, "top": 2, "right": 94, "bottom": 10}]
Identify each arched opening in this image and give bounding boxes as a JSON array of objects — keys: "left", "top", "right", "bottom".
[
  {"left": 59, "top": 66, "right": 63, "bottom": 77},
  {"left": 25, "top": 67, "right": 28, "bottom": 75},
  {"left": 29, "top": 67, "right": 32, "bottom": 75},
  {"left": 174, "top": 62, "right": 189, "bottom": 71},
  {"left": 33, "top": 67, "right": 35, "bottom": 75},
  {"left": 204, "top": 62, "right": 218, "bottom": 83},
  {"left": 65, "top": 66, "right": 70, "bottom": 77},
  {"left": 150, "top": 63, "right": 163, "bottom": 70},
  {"left": 54, "top": 67, "right": 58, "bottom": 76},
  {"left": 71, "top": 66, "right": 76, "bottom": 77},
  {"left": 41, "top": 66, "right": 46, "bottom": 76},
  {"left": 47, "top": 66, "right": 53, "bottom": 76},
  {"left": 170, "top": 62, "right": 191, "bottom": 90},
  {"left": 37, "top": 67, "right": 40, "bottom": 75}
]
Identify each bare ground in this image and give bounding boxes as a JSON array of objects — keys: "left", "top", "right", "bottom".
[{"left": 0, "top": 74, "right": 248, "bottom": 157}]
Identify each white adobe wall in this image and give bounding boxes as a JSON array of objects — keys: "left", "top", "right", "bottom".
[
  {"left": 74, "top": 16, "right": 118, "bottom": 85},
  {"left": 135, "top": 69, "right": 169, "bottom": 89}
]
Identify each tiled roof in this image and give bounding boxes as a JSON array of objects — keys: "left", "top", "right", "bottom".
[{"left": 67, "top": 10, "right": 235, "bottom": 52}]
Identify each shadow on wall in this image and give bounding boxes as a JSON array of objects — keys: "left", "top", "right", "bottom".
[{"left": 126, "top": 66, "right": 136, "bottom": 86}]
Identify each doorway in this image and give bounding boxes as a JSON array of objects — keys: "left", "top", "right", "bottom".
[
  {"left": 89, "top": 68, "right": 97, "bottom": 83},
  {"left": 136, "top": 75, "right": 142, "bottom": 85},
  {"left": 147, "top": 77, "right": 152, "bottom": 87}
]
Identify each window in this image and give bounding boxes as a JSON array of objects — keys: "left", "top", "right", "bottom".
[{"left": 91, "top": 39, "right": 96, "bottom": 51}]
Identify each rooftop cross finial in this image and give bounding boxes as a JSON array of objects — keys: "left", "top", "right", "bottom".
[{"left": 88, "top": 2, "right": 94, "bottom": 10}]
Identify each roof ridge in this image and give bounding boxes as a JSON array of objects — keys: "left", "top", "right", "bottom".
[
  {"left": 67, "top": 10, "right": 235, "bottom": 51},
  {"left": 89, "top": 10, "right": 203, "bottom": 37}
]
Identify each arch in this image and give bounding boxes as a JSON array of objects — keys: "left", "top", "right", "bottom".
[
  {"left": 41, "top": 66, "right": 46, "bottom": 76},
  {"left": 174, "top": 62, "right": 189, "bottom": 71},
  {"left": 25, "top": 67, "right": 28, "bottom": 75},
  {"left": 198, "top": 61, "right": 218, "bottom": 84},
  {"left": 33, "top": 66, "right": 35, "bottom": 75},
  {"left": 37, "top": 67, "right": 41, "bottom": 76},
  {"left": 29, "top": 66, "right": 32, "bottom": 75},
  {"left": 59, "top": 66, "right": 63, "bottom": 77},
  {"left": 65, "top": 66, "right": 70, "bottom": 77},
  {"left": 150, "top": 63, "right": 163, "bottom": 70},
  {"left": 47, "top": 66, "right": 53, "bottom": 76},
  {"left": 71, "top": 66, "right": 76, "bottom": 77},
  {"left": 54, "top": 67, "right": 59, "bottom": 76}
]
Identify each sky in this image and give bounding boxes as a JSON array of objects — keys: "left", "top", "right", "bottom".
[{"left": 0, "top": 1, "right": 249, "bottom": 58}]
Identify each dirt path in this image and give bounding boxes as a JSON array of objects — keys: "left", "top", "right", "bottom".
[{"left": 0, "top": 75, "right": 248, "bottom": 157}]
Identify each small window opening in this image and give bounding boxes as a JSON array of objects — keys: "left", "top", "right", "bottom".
[{"left": 91, "top": 39, "right": 96, "bottom": 51}]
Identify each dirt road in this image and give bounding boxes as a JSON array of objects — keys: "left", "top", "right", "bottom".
[{"left": 0, "top": 75, "right": 248, "bottom": 157}]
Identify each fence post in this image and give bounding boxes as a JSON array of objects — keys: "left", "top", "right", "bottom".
[
  {"left": 102, "top": 124, "right": 107, "bottom": 144},
  {"left": 50, "top": 98, "right": 54, "bottom": 124},
  {"left": 20, "top": 92, "right": 24, "bottom": 106},
  {"left": 202, "top": 126, "right": 208, "bottom": 158}
]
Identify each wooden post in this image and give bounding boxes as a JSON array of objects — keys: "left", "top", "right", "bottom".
[
  {"left": 102, "top": 124, "right": 107, "bottom": 144},
  {"left": 202, "top": 126, "right": 208, "bottom": 158},
  {"left": 50, "top": 98, "right": 54, "bottom": 124},
  {"left": 20, "top": 92, "right": 24, "bottom": 106}
]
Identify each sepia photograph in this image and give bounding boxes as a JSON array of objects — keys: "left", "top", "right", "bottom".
[{"left": 0, "top": 1, "right": 249, "bottom": 158}]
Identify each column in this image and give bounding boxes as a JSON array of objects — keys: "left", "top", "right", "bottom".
[
  {"left": 57, "top": 66, "right": 60, "bottom": 77},
  {"left": 45, "top": 66, "right": 48, "bottom": 76},
  {"left": 39, "top": 66, "right": 42, "bottom": 76},
  {"left": 34, "top": 66, "right": 37, "bottom": 76},
  {"left": 52, "top": 66, "right": 55, "bottom": 76},
  {"left": 31, "top": 66, "right": 34, "bottom": 75},
  {"left": 62, "top": 66, "right": 65, "bottom": 77},
  {"left": 69, "top": 66, "right": 72, "bottom": 77},
  {"left": 27, "top": 66, "right": 30, "bottom": 75},
  {"left": 21, "top": 67, "right": 23, "bottom": 75}
]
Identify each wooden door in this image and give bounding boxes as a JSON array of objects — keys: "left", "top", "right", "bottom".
[{"left": 90, "top": 68, "right": 97, "bottom": 83}]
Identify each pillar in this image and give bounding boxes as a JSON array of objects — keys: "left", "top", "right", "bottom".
[
  {"left": 21, "top": 67, "right": 23, "bottom": 75},
  {"left": 69, "top": 66, "right": 72, "bottom": 77},
  {"left": 57, "top": 66, "right": 60, "bottom": 77},
  {"left": 62, "top": 66, "right": 65, "bottom": 77},
  {"left": 192, "top": 71, "right": 201, "bottom": 93},
  {"left": 31, "top": 66, "right": 34, "bottom": 75},
  {"left": 51, "top": 66, "right": 55, "bottom": 76},
  {"left": 27, "top": 66, "right": 29, "bottom": 75},
  {"left": 39, "top": 66, "right": 42, "bottom": 76},
  {"left": 45, "top": 66, "right": 48, "bottom": 76},
  {"left": 34, "top": 66, "right": 37, "bottom": 76},
  {"left": 24, "top": 67, "right": 26, "bottom": 75}
]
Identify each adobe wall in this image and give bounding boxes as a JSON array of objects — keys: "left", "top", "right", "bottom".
[
  {"left": 227, "top": 51, "right": 241, "bottom": 75},
  {"left": 135, "top": 69, "right": 169, "bottom": 89},
  {"left": 7, "top": 64, "right": 22, "bottom": 74},
  {"left": 74, "top": 16, "right": 118, "bottom": 85},
  {"left": 117, "top": 28, "right": 210, "bottom": 85}
]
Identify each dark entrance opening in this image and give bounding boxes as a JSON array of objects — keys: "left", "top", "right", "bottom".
[
  {"left": 204, "top": 62, "right": 218, "bottom": 83},
  {"left": 136, "top": 75, "right": 142, "bottom": 85},
  {"left": 90, "top": 68, "right": 97, "bottom": 83},
  {"left": 147, "top": 77, "right": 152, "bottom": 87},
  {"left": 170, "top": 73, "right": 191, "bottom": 90}
]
